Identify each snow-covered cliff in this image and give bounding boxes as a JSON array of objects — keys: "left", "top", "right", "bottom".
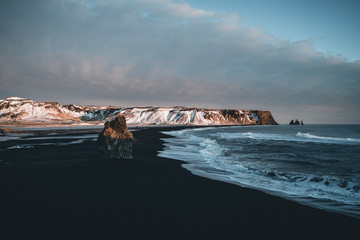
[
  {"left": 0, "top": 97, "right": 109, "bottom": 123},
  {"left": 0, "top": 97, "right": 277, "bottom": 125}
]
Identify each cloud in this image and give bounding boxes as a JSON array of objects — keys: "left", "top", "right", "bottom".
[
  {"left": 0, "top": 0, "right": 359, "bottom": 123},
  {"left": 138, "top": 0, "right": 215, "bottom": 18}
]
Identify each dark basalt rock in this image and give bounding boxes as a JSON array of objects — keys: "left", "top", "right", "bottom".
[
  {"left": 289, "top": 119, "right": 301, "bottom": 125},
  {"left": 97, "top": 114, "right": 134, "bottom": 159}
]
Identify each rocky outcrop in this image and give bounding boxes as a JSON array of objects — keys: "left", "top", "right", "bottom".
[
  {"left": 254, "top": 110, "right": 278, "bottom": 125},
  {"left": 97, "top": 114, "right": 134, "bottom": 159}
]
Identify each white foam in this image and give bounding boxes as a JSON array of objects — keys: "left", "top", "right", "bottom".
[
  {"left": 162, "top": 137, "right": 360, "bottom": 204},
  {"left": 0, "top": 133, "right": 34, "bottom": 142},
  {"left": 296, "top": 132, "right": 360, "bottom": 144},
  {"left": 158, "top": 127, "right": 360, "bottom": 219},
  {"left": 21, "top": 134, "right": 98, "bottom": 140},
  {"left": 0, "top": 136, "right": 20, "bottom": 142},
  {"left": 7, "top": 145, "right": 34, "bottom": 149},
  {"left": 213, "top": 131, "right": 360, "bottom": 145},
  {"left": 6, "top": 138, "right": 91, "bottom": 149}
]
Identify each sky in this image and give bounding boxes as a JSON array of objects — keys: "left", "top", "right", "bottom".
[{"left": 0, "top": 0, "right": 359, "bottom": 124}]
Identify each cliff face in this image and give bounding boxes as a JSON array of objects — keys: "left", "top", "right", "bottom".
[
  {"left": 0, "top": 97, "right": 278, "bottom": 126},
  {"left": 255, "top": 110, "right": 278, "bottom": 125},
  {"left": 120, "top": 107, "right": 278, "bottom": 125}
]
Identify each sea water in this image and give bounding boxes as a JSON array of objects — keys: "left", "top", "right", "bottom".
[{"left": 158, "top": 125, "right": 360, "bottom": 219}]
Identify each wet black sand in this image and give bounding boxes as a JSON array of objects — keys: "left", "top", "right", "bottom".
[{"left": 0, "top": 127, "right": 359, "bottom": 239}]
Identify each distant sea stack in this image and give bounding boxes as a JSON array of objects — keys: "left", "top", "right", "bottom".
[
  {"left": 97, "top": 114, "right": 134, "bottom": 159},
  {"left": 289, "top": 119, "right": 304, "bottom": 125}
]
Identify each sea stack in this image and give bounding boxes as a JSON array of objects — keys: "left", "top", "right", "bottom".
[
  {"left": 289, "top": 119, "right": 301, "bottom": 125},
  {"left": 97, "top": 114, "right": 134, "bottom": 159}
]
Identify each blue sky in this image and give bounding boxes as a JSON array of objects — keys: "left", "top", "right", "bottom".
[
  {"left": 0, "top": 0, "right": 359, "bottom": 123},
  {"left": 185, "top": 0, "right": 360, "bottom": 62}
]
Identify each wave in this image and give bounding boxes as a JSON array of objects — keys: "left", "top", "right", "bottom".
[
  {"left": 7, "top": 145, "right": 34, "bottom": 149},
  {"left": 0, "top": 136, "right": 21, "bottom": 142},
  {"left": 160, "top": 132, "right": 360, "bottom": 204},
  {"left": 21, "top": 134, "right": 99, "bottom": 141},
  {"left": 214, "top": 131, "right": 360, "bottom": 145},
  {"left": 159, "top": 127, "right": 360, "bottom": 219},
  {"left": 296, "top": 132, "right": 360, "bottom": 144},
  {"left": 7, "top": 139, "right": 91, "bottom": 149}
]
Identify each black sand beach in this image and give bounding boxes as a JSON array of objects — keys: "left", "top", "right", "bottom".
[{"left": 0, "top": 127, "right": 359, "bottom": 239}]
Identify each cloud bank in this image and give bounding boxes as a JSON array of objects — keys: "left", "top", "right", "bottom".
[{"left": 0, "top": 0, "right": 359, "bottom": 123}]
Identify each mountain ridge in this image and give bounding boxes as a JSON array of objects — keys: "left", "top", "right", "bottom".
[{"left": 0, "top": 97, "right": 278, "bottom": 126}]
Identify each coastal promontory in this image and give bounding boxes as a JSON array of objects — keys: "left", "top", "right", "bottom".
[{"left": 0, "top": 97, "right": 278, "bottom": 126}]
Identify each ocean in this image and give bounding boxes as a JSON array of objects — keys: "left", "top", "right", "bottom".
[{"left": 158, "top": 124, "right": 360, "bottom": 219}]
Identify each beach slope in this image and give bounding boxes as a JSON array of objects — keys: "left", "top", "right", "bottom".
[{"left": 0, "top": 127, "right": 359, "bottom": 238}]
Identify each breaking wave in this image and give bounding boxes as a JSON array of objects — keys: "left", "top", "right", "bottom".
[
  {"left": 159, "top": 125, "right": 360, "bottom": 219},
  {"left": 214, "top": 131, "right": 360, "bottom": 145},
  {"left": 4, "top": 134, "right": 99, "bottom": 149},
  {"left": 296, "top": 132, "right": 360, "bottom": 144},
  {"left": 7, "top": 139, "right": 89, "bottom": 149}
]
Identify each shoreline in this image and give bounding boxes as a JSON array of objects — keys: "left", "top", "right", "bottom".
[
  {"left": 0, "top": 127, "right": 359, "bottom": 238},
  {"left": 160, "top": 126, "right": 360, "bottom": 220}
]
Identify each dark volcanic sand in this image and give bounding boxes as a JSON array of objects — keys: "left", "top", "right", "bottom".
[{"left": 0, "top": 127, "right": 359, "bottom": 239}]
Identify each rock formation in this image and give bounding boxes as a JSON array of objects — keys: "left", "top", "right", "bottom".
[
  {"left": 289, "top": 119, "right": 302, "bottom": 125},
  {"left": 97, "top": 114, "right": 134, "bottom": 159},
  {"left": 255, "top": 110, "right": 278, "bottom": 125}
]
